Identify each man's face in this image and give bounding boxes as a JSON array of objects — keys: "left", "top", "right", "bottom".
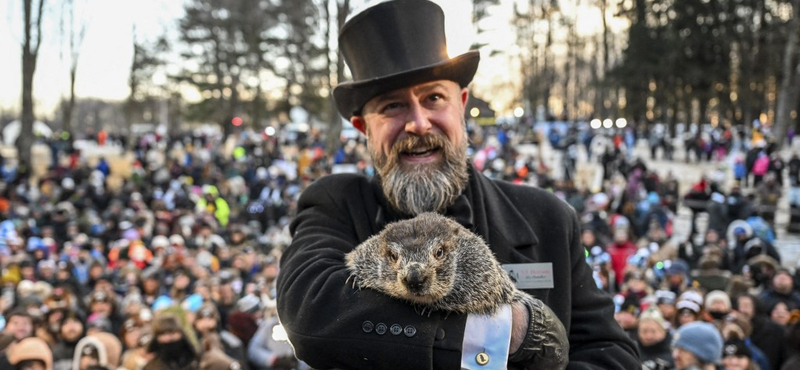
[
  {"left": 61, "top": 318, "right": 84, "bottom": 342},
  {"left": 90, "top": 301, "right": 112, "bottom": 315},
  {"left": 157, "top": 331, "right": 182, "bottom": 344},
  {"left": 672, "top": 347, "right": 700, "bottom": 370},
  {"left": 5, "top": 315, "right": 33, "bottom": 340},
  {"left": 354, "top": 80, "right": 470, "bottom": 215},
  {"left": 773, "top": 273, "right": 793, "bottom": 294},
  {"left": 194, "top": 317, "right": 217, "bottom": 333},
  {"left": 736, "top": 297, "right": 755, "bottom": 319},
  {"left": 638, "top": 320, "right": 666, "bottom": 346}
]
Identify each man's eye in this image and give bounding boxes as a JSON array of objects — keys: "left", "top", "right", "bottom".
[
  {"left": 428, "top": 94, "right": 443, "bottom": 102},
  {"left": 382, "top": 102, "right": 403, "bottom": 113}
]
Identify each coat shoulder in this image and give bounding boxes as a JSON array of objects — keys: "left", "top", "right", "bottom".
[
  {"left": 300, "top": 173, "right": 372, "bottom": 202},
  {"left": 491, "top": 180, "right": 577, "bottom": 220}
]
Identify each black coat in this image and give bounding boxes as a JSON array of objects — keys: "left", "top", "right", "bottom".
[
  {"left": 639, "top": 332, "right": 674, "bottom": 370},
  {"left": 276, "top": 166, "right": 640, "bottom": 369}
]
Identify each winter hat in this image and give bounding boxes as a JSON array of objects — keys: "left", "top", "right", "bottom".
[
  {"left": 638, "top": 307, "right": 667, "bottom": 329},
  {"left": 722, "top": 338, "right": 752, "bottom": 359},
  {"left": 226, "top": 312, "right": 258, "bottom": 345},
  {"left": 704, "top": 290, "right": 731, "bottom": 311},
  {"left": 71, "top": 332, "right": 123, "bottom": 370},
  {"left": 674, "top": 322, "right": 724, "bottom": 364},
  {"left": 655, "top": 290, "right": 677, "bottom": 306},
  {"left": 7, "top": 337, "right": 53, "bottom": 370},
  {"left": 196, "top": 302, "right": 220, "bottom": 321},
  {"left": 236, "top": 294, "right": 263, "bottom": 315},
  {"left": 618, "top": 294, "right": 641, "bottom": 316}
]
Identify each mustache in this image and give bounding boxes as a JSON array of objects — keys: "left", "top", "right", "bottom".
[{"left": 391, "top": 133, "right": 449, "bottom": 154}]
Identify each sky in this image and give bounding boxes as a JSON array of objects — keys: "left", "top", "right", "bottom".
[{"left": 0, "top": 0, "right": 626, "bottom": 119}]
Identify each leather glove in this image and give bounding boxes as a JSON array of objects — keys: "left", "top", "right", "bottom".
[{"left": 508, "top": 293, "right": 569, "bottom": 370}]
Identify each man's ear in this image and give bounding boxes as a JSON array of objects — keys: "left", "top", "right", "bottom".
[
  {"left": 351, "top": 116, "right": 366, "bottom": 135},
  {"left": 460, "top": 88, "right": 469, "bottom": 113}
]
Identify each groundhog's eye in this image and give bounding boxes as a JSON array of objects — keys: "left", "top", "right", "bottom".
[
  {"left": 387, "top": 250, "right": 398, "bottom": 262},
  {"left": 435, "top": 247, "right": 444, "bottom": 259}
]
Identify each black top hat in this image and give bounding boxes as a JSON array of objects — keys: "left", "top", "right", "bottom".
[{"left": 333, "top": 0, "right": 480, "bottom": 119}]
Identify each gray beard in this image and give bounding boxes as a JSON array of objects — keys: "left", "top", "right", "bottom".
[{"left": 370, "top": 132, "right": 469, "bottom": 216}]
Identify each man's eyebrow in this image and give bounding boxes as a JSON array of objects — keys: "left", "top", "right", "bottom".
[
  {"left": 412, "top": 82, "right": 449, "bottom": 95},
  {"left": 371, "top": 91, "right": 404, "bottom": 106}
]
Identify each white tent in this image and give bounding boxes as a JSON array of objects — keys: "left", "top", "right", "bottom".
[{"left": 2, "top": 120, "right": 53, "bottom": 146}]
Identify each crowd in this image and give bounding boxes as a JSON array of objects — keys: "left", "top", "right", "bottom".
[{"left": 0, "top": 119, "right": 798, "bottom": 370}]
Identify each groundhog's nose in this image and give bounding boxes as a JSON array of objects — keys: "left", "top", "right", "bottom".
[{"left": 404, "top": 270, "right": 427, "bottom": 291}]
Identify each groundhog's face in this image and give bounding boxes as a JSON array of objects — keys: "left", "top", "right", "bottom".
[{"left": 377, "top": 219, "right": 459, "bottom": 304}]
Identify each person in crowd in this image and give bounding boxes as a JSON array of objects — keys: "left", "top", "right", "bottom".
[
  {"left": 676, "top": 291, "right": 705, "bottom": 328},
  {"left": 4, "top": 337, "right": 53, "bottom": 370},
  {"left": 198, "top": 333, "right": 242, "bottom": 370},
  {"left": 722, "top": 338, "right": 760, "bottom": 370},
  {"left": 718, "top": 314, "right": 771, "bottom": 370},
  {"left": 662, "top": 260, "right": 691, "bottom": 296},
  {"left": 768, "top": 301, "right": 792, "bottom": 326},
  {"left": 120, "top": 327, "right": 153, "bottom": 370},
  {"left": 672, "top": 321, "right": 724, "bottom": 370},
  {"left": 705, "top": 290, "right": 733, "bottom": 323},
  {"left": 638, "top": 307, "right": 674, "bottom": 370},
  {"left": 192, "top": 303, "right": 248, "bottom": 370},
  {"left": 614, "top": 294, "right": 641, "bottom": 342},
  {"left": 52, "top": 311, "right": 86, "bottom": 370},
  {"left": 0, "top": 309, "right": 34, "bottom": 351},
  {"left": 760, "top": 269, "right": 800, "bottom": 313},
  {"left": 144, "top": 313, "right": 199, "bottom": 370},
  {"left": 71, "top": 332, "right": 122, "bottom": 370},
  {"left": 782, "top": 316, "right": 800, "bottom": 370},
  {"left": 735, "top": 294, "right": 787, "bottom": 370}
]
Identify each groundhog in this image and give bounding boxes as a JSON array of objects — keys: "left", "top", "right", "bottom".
[{"left": 345, "top": 212, "right": 530, "bottom": 315}]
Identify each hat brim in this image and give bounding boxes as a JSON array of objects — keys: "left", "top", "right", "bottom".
[{"left": 333, "top": 50, "right": 480, "bottom": 119}]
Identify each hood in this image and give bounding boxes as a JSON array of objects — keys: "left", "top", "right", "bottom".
[{"left": 72, "top": 332, "right": 122, "bottom": 370}]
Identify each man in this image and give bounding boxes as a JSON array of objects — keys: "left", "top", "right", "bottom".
[
  {"left": 192, "top": 303, "right": 248, "bottom": 370},
  {"left": 0, "top": 309, "right": 34, "bottom": 351},
  {"left": 144, "top": 313, "right": 199, "bottom": 370},
  {"left": 276, "top": 0, "right": 639, "bottom": 369},
  {"left": 52, "top": 311, "right": 86, "bottom": 370},
  {"left": 760, "top": 268, "right": 800, "bottom": 312}
]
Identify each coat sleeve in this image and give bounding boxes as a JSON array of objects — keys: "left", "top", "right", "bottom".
[
  {"left": 564, "top": 209, "right": 641, "bottom": 369},
  {"left": 275, "top": 176, "right": 467, "bottom": 370}
]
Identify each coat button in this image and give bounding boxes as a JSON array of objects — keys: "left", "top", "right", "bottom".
[
  {"left": 375, "top": 323, "right": 387, "bottom": 335},
  {"left": 435, "top": 328, "right": 445, "bottom": 340},
  {"left": 476, "top": 352, "right": 490, "bottom": 366},
  {"left": 362, "top": 321, "right": 374, "bottom": 333},
  {"left": 403, "top": 325, "right": 416, "bottom": 337},
  {"left": 390, "top": 324, "right": 403, "bottom": 335}
]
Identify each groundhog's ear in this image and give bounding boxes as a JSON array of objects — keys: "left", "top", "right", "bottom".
[{"left": 382, "top": 242, "right": 400, "bottom": 263}]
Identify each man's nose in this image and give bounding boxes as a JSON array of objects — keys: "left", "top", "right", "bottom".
[{"left": 404, "top": 101, "right": 432, "bottom": 135}]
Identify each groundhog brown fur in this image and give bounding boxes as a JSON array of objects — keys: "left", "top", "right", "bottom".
[{"left": 345, "top": 212, "right": 534, "bottom": 315}]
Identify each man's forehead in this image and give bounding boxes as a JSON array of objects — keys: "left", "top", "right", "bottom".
[{"left": 367, "top": 80, "right": 460, "bottom": 106}]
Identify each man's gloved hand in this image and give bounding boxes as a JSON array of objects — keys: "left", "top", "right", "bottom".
[{"left": 508, "top": 293, "right": 569, "bottom": 370}]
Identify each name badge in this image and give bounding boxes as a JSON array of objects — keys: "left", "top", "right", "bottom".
[{"left": 502, "top": 263, "right": 554, "bottom": 289}]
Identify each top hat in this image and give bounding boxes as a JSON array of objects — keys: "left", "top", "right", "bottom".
[{"left": 333, "top": 0, "right": 480, "bottom": 119}]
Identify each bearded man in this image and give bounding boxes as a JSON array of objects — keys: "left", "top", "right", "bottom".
[{"left": 275, "top": 0, "right": 639, "bottom": 369}]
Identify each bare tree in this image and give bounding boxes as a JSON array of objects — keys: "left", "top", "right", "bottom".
[
  {"left": 19, "top": 0, "right": 46, "bottom": 177},
  {"left": 774, "top": 0, "right": 800, "bottom": 145},
  {"left": 61, "top": 0, "right": 87, "bottom": 135},
  {"left": 325, "top": 0, "right": 350, "bottom": 154}
]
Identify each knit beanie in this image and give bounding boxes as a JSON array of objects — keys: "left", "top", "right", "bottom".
[
  {"left": 674, "top": 322, "right": 724, "bottom": 364},
  {"left": 638, "top": 307, "right": 667, "bottom": 329},
  {"left": 704, "top": 290, "right": 731, "bottom": 311},
  {"left": 722, "top": 338, "right": 752, "bottom": 359}
]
